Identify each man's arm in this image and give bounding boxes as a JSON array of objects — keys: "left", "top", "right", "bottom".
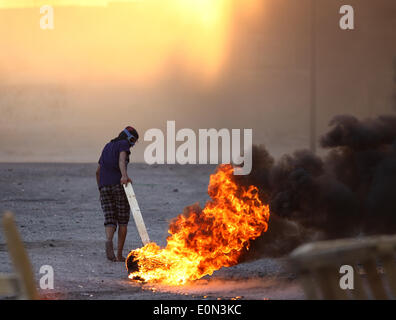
[
  {"left": 96, "top": 164, "right": 101, "bottom": 189},
  {"left": 119, "top": 151, "right": 132, "bottom": 185}
]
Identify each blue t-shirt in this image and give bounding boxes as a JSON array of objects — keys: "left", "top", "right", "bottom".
[{"left": 98, "top": 140, "right": 131, "bottom": 187}]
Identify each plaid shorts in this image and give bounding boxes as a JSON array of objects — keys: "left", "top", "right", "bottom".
[{"left": 100, "top": 184, "right": 130, "bottom": 227}]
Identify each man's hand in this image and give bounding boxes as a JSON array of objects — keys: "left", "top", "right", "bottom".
[{"left": 120, "top": 175, "right": 132, "bottom": 186}]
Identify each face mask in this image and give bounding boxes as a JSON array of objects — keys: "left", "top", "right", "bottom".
[{"left": 123, "top": 128, "right": 137, "bottom": 147}]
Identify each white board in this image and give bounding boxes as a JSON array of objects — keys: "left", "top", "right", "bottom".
[{"left": 123, "top": 183, "right": 150, "bottom": 246}]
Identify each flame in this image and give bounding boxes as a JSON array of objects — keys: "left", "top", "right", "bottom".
[{"left": 126, "top": 165, "right": 270, "bottom": 285}]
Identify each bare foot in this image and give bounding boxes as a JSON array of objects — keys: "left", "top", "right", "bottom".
[
  {"left": 106, "top": 241, "right": 116, "bottom": 262},
  {"left": 116, "top": 256, "right": 126, "bottom": 262}
]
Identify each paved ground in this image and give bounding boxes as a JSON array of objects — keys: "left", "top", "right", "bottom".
[{"left": 0, "top": 163, "right": 304, "bottom": 300}]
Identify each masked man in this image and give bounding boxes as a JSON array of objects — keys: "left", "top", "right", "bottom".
[{"left": 96, "top": 126, "right": 139, "bottom": 261}]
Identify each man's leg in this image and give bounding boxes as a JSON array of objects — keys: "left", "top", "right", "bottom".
[
  {"left": 100, "top": 185, "right": 119, "bottom": 261},
  {"left": 105, "top": 226, "right": 117, "bottom": 261},
  {"left": 117, "top": 225, "right": 127, "bottom": 261},
  {"left": 115, "top": 184, "right": 130, "bottom": 262},
  {"left": 105, "top": 225, "right": 116, "bottom": 241}
]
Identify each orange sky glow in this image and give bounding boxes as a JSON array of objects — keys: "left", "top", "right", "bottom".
[{"left": 0, "top": 0, "right": 263, "bottom": 86}]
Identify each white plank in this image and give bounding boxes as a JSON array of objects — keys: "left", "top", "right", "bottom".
[{"left": 123, "top": 183, "right": 150, "bottom": 245}]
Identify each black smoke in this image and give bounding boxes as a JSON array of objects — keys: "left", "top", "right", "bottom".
[{"left": 238, "top": 114, "right": 396, "bottom": 259}]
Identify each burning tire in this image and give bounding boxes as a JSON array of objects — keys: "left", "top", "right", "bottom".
[
  {"left": 126, "top": 253, "right": 139, "bottom": 274},
  {"left": 125, "top": 165, "right": 270, "bottom": 285}
]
